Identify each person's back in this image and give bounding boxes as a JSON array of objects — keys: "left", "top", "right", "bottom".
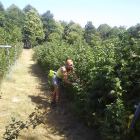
[{"left": 56, "top": 66, "right": 66, "bottom": 79}]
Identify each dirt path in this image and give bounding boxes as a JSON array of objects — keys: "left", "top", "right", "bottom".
[{"left": 0, "top": 49, "right": 102, "bottom": 140}]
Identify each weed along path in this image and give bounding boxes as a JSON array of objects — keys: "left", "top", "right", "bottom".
[{"left": 0, "top": 49, "right": 102, "bottom": 140}]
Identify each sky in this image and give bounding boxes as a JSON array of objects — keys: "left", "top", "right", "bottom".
[{"left": 0, "top": 0, "right": 140, "bottom": 29}]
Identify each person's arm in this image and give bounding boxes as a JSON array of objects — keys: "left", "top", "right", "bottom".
[
  {"left": 71, "top": 68, "right": 79, "bottom": 82},
  {"left": 62, "top": 68, "right": 73, "bottom": 85}
]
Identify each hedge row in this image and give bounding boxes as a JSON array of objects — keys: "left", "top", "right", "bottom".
[
  {"left": 0, "top": 27, "right": 23, "bottom": 81},
  {"left": 34, "top": 32, "right": 140, "bottom": 140}
]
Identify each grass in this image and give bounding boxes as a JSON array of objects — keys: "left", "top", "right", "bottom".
[{"left": 0, "top": 49, "right": 102, "bottom": 140}]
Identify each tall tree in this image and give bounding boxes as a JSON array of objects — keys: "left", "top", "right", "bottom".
[
  {"left": 97, "top": 24, "right": 111, "bottom": 40},
  {"left": 63, "top": 20, "right": 75, "bottom": 40},
  {"left": 0, "top": 2, "right": 5, "bottom": 27},
  {"left": 48, "top": 21, "right": 64, "bottom": 42},
  {"left": 84, "top": 21, "right": 97, "bottom": 45},
  {"left": 40, "top": 10, "right": 57, "bottom": 41},
  {"left": 55, "top": 21, "right": 64, "bottom": 36},
  {"left": 128, "top": 24, "right": 140, "bottom": 39},
  {"left": 108, "top": 26, "right": 121, "bottom": 39},
  {"left": 0, "top": 2, "right": 4, "bottom": 11},
  {"left": 67, "top": 23, "right": 83, "bottom": 35},
  {"left": 23, "top": 5, "right": 38, "bottom": 13},
  {"left": 5, "top": 4, "right": 25, "bottom": 28},
  {"left": 22, "top": 10, "right": 45, "bottom": 46},
  {"left": 59, "top": 20, "right": 68, "bottom": 29},
  {"left": 68, "top": 20, "right": 75, "bottom": 26},
  {"left": 119, "top": 26, "right": 126, "bottom": 31},
  {"left": 65, "top": 23, "right": 84, "bottom": 44}
]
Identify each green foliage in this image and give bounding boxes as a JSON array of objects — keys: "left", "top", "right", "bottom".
[
  {"left": 40, "top": 10, "right": 57, "bottom": 41},
  {"left": 67, "top": 23, "right": 84, "bottom": 36},
  {"left": 119, "top": 26, "right": 126, "bottom": 31},
  {"left": 0, "top": 2, "right": 5, "bottom": 12},
  {"left": 5, "top": 4, "right": 26, "bottom": 29},
  {"left": 0, "top": 23, "right": 23, "bottom": 78},
  {"left": 22, "top": 10, "right": 45, "bottom": 46},
  {"left": 97, "top": 24, "right": 112, "bottom": 40},
  {"left": 108, "top": 26, "right": 121, "bottom": 39},
  {"left": 129, "top": 24, "right": 140, "bottom": 39},
  {"left": 34, "top": 31, "right": 140, "bottom": 140},
  {"left": 84, "top": 21, "right": 98, "bottom": 46},
  {"left": 0, "top": 25, "right": 22, "bottom": 45},
  {"left": 1, "top": 1, "right": 140, "bottom": 139},
  {"left": 0, "top": 27, "right": 6, "bottom": 44},
  {"left": 3, "top": 107, "right": 44, "bottom": 140},
  {"left": 99, "top": 99, "right": 129, "bottom": 140},
  {"left": 59, "top": 20, "right": 68, "bottom": 29},
  {"left": 63, "top": 20, "right": 75, "bottom": 40},
  {"left": 48, "top": 21, "right": 64, "bottom": 42},
  {"left": 66, "top": 31, "right": 82, "bottom": 44},
  {"left": 0, "top": 42, "right": 23, "bottom": 76},
  {"left": 55, "top": 21, "right": 64, "bottom": 37},
  {"left": 23, "top": 4, "right": 38, "bottom": 13},
  {"left": 89, "top": 34, "right": 102, "bottom": 47},
  {"left": 48, "top": 33, "right": 62, "bottom": 42},
  {"left": 65, "top": 23, "right": 84, "bottom": 44},
  {"left": 0, "top": 2, "right": 5, "bottom": 27}
]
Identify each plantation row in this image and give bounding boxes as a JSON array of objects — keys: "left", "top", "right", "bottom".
[
  {"left": 0, "top": 43, "right": 23, "bottom": 79},
  {"left": 34, "top": 32, "right": 140, "bottom": 140},
  {"left": 0, "top": 29, "right": 23, "bottom": 81}
]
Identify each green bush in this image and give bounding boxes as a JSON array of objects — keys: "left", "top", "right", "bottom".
[
  {"left": 34, "top": 32, "right": 140, "bottom": 140},
  {"left": 0, "top": 27, "right": 23, "bottom": 78}
]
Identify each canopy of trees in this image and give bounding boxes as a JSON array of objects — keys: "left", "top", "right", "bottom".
[
  {"left": 0, "top": 2, "right": 139, "bottom": 47},
  {"left": 22, "top": 10, "right": 45, "bottom": 46}
]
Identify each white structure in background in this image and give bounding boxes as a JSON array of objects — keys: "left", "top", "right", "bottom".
[{"left": 0, "top": 45, "right": 11, "bottom": 80}]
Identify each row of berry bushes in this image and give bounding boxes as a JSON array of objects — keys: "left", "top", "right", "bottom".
[
  {"left": 34, "top": 32, "right": 140, "bottom": 140},
  {"left": 0, "top": 27, "right": 23, "bottom": 81}
]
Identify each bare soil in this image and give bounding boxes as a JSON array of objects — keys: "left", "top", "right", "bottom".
[{"left": 0, "top": 49, "right": 102, "bottom": 140}]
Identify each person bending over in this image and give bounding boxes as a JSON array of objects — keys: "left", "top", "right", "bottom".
[{"left": 51, "top": 58, "right": 80, "bottom": 110}]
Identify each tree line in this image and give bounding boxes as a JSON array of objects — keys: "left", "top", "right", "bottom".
[
  {"left": 0, "top": 2, "right": 140, "bottom": 47},
  {"left": 1, "top": 2, "right": 140, "bottom": 139}
]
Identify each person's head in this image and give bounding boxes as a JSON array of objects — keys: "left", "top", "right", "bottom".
[{"left": 66, "top": 58, "right": 73, "bottom": 70}]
